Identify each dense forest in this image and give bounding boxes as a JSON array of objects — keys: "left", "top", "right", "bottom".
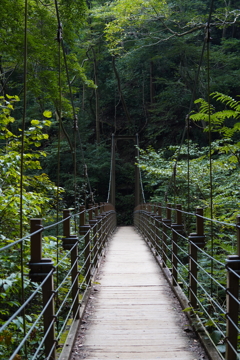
[{"left": 1, "top": 0, "right": 240, "bottom": 358}]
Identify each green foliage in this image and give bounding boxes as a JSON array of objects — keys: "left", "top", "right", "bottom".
[
  {"left": 91, "top": 0, "right": 168, "bottom": 54},
  {"left": 0, "top": 96, "right": 64, "bottom": 359},
  {"left": 190, "top": 92, "right": 240, "bottom": 138},
  {"left": 137, "top": 140, "right": 240, "bottom": 223},
  {"left": 0, "top": 96, "right": 62, "bottom": 239},
  {"left": 1, "top": 0, "right": 240, "bottom": 356}
]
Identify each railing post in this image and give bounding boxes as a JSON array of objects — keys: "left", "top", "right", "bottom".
[
  {"left": 144, "top": 204, "right": 148, "bottom": 238},
  {"left": 80, "top": 224, "right": 91, "bottom": 285},
  {"left": 145, "top": 204, "right": 149, "bottom": 240},
  {"left": 150, "top": 211, "right": 154, "bottom": 249},
  {"left": 157, "top": 203, "right": 162, "bottom": 217},
  {"left": 225, "top": 215, "right": 240, "bottom": 360},
  {"left": 188, "top": 208, "right": 205, "bottom": 309},
  {"left": 96, "top": 210, "right": 104, "bottom": 257},
  {"left": 92, "top": 220, "right": 98, "bottom": 267},
  {"left": 155, "top": 204, "right": 162, "bottom": 253},
  {"left": 62, "top": 210, "right": 80, "bottom": 320},
  {"left": 79, "top": 205, "right": 85, "bottom": 229},
  {"left": 162, "top": 203, "right": 172, "bottom": 267},
  {"left": 151, "top": 205, "right": 156, "bottom": 248},
  {"left": 79, "top": 206, "right": 91, "bottom": 285},
  {"left": 154, "top": 204, "right": 162, "bottom": 255},
  {"left": 102, "top": 209, "right": 108, "bottom": 248},
  {"left": 89, "top": 205, "right": 99, "bottom": 268},
  {"left": 84, "top": 225, "right": 91, "bottom": 284},
  {"left": 29, "top": 219, "right": 56, "bottom": 360},
  {"left": 171, "top": 205, "right": 184, "bottom": 286}
]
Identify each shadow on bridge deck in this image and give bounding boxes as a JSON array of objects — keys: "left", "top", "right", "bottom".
[{"left": 70, "top": 226, "right": 209, "bottom": 360}]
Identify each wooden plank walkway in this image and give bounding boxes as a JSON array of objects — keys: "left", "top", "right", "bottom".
[{"left": 72, "top": 226, "right": 204, "bottom": 360}]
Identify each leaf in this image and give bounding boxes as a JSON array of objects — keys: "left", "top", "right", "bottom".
[
  {"left": 43, "top": 110, "right": 52, "bottom": 118},
  {"left": 182, "top": 307, "right": 193, "bottom": 312},
  {"left": 216, "top": 344, "right": 226, "bottom": 353},
  {"left": 210, "top": 330, "right": 222, "bottom": 345},
  {"left": 31, "top": 120, "right": 40, "bottom": 126}
]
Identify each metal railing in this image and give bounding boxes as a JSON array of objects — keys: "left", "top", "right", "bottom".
[
  {"left": 134, "top": 203, "right": 240, "bottom": 360},
  {"left": 0, "top": 203, "right": 116, "bottom": 360}
]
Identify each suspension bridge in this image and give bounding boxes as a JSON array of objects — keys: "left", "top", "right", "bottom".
[
  {"left": 1, "top": 0, "right": 239, "bottom": 358},
  {"left": 1, "top": 195, "right": 240, "bottom": 360}
]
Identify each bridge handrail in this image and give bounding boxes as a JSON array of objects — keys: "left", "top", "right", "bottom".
[
  {"left": 0, "top": 202, "right": 116, "bottom": 360},
  {"left": 134, "top": 203, "right": 240, "bottom": 360}
]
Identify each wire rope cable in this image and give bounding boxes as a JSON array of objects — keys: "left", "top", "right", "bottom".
[
  {"left": 19, "top": 0, "right": 28, "bottom": 355},
  {"left": 107, "top": 134, "right": 114, "bottom": 203},
  {"left": 54, "top": 7, "right": 63, "bottom": 329},
  {"left": 206, "top": 0, "right": 215, "bottom": 295},
  {"left": 135, "top": 133, "right": 146, "bottom": 204},
  {"left": 139, "top": 168, "right": 146, "bottom": 203}
]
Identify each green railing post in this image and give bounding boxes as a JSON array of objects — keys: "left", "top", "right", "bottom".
[
  {"left": 188, "top": 208, "right": 205, "bottom": 309},
  {"left": 171, "top": 205, "right": 184, "bottom": 286},
  {"left": 225, "top": 215, "right": 240, "bottom": 360},
  {"left": 29, "top": 219, "right": 56, "bottom": 360}
]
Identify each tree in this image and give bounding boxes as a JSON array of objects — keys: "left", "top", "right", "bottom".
[{"left": 0, "top": 95, "right": 61, "bottom": 240}]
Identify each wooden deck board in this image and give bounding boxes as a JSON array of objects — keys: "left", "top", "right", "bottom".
[{"left": 73, "top": 226, "right": 198, "bottom": 359}]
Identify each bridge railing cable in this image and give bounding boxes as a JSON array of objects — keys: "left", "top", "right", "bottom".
[
  {"left": 0, "top": 203, "right": 116, "bottom": 360},
  {"left": 134, "top": 203, "right": 240, "bottom": 360}
]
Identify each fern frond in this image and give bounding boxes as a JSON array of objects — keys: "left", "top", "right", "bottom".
[
  {"left": 211, "top": 92, "right": 240, "bottom": 110},
  {"left": 193, "top": 98, "right": 215, "bottom": 114},
  {"left": 190, "top": 113, "right": 208, "bottom": 122}
]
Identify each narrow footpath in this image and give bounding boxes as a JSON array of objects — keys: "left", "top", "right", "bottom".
[{"left": 71, "top": 226, "right": 208, "bottom": 360}]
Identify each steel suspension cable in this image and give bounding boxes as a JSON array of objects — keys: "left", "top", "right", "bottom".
[
  {"left": 107, "top": 134, "right": 114, "bottom": 203},
  {"left": 139, "top": 169, "right": 146, "bottom": 203},
  {"left": 19, "top": 0, "right": 28, "bottom": 355},
  {"left": 55, "top": 15, "right": 63, "bottom": 324},
  {"left": 206, "top": 0, "right": 215, "bottom": 295},
  {"left": 136, "top": 133, "right": 146, "bottom": 203}
]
